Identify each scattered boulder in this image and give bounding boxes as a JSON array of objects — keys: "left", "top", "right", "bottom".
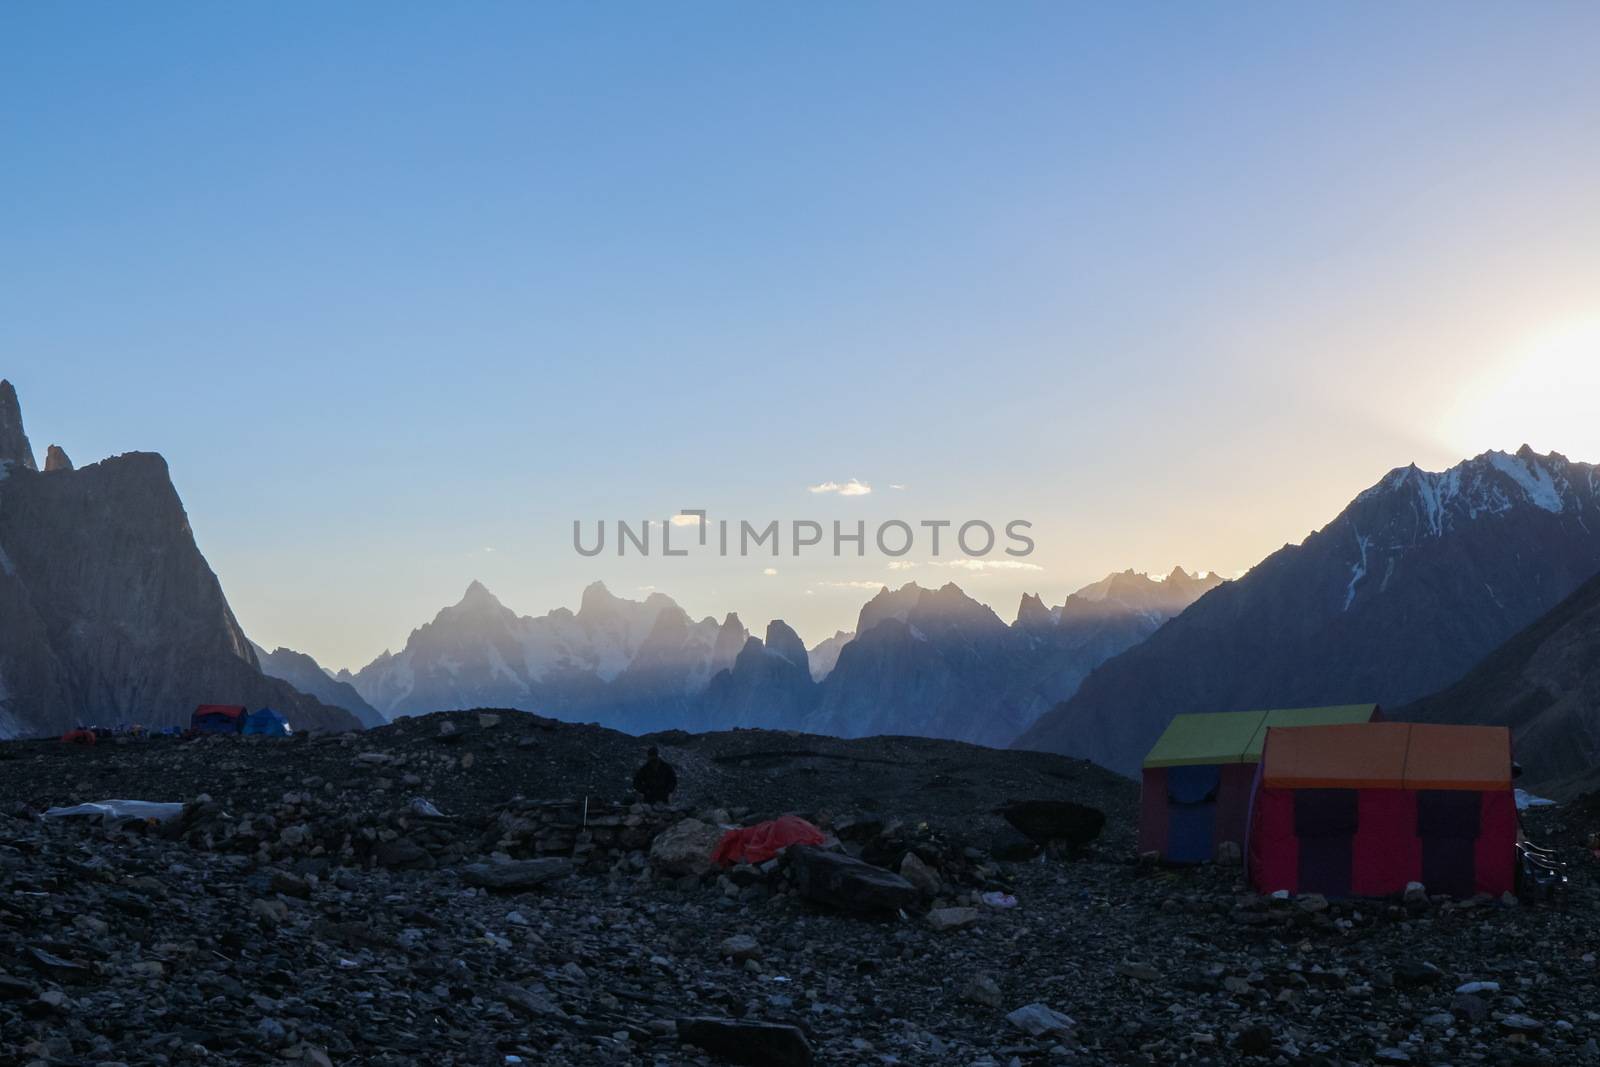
[
  {"left": 375, "top": 838, "right": 435, "bottom": 870},
  {"left": 1500, "top": 1014, "right": 1544, "bottom": 1033},
  {"left": 718, "top": 934, "right": 762, "bottom": 962},
  {"left": 650, "top": 819, "right": 725, "bottom": 878},
  {"left": 786, "top": 846, "right": 919, "bottom": 914},
  {"left": 1234, "top": 1024, "right": 1273, "bottom": 1056},
  {"left": 996, "top": 800, "right": 1105, "bottom": 846},
  {"left": 960, "top": 974, "right": 1004, "bottom": 1010},
  {"left": 460, "top": 858, "right": 573, "bottom": 890},
  {"left": 1005, "top": 1002, "right": 1076, "bottom": 1037},
  {"left": 1451, "top": 993, "right": 1490, "bottom": 1023},
  {"left": 1391, "top": 961, "right": 1444, "bottom": 990},
  {"left": 927, "top": 907, "right": 980, "bottom": 932},
  {"left": 0, "top": 976, "right": 36, "bottom": 1002},
  {"left": 899, "top": 852, "right": 941, "bottom": 896},
  {"left": 25, "top": 948, "right": 88, "bottom": 983},
  {"left": 676, "top": 1018, "right": 814, "bottom": 1067}
]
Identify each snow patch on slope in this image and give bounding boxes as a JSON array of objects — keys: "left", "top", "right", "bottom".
[
  {"left": 1344, "top": 524, "right": 1370, "bottom": 611},
  {"left": 1487, "top": 452, "right": 1565, "bottom": 513}
]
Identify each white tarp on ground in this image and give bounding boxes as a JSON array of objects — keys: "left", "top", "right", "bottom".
[
  {"left": 42, "top": 799, "right": 185, "bottom": 823},
  {"left": 1515, "top": 788, "right": 1556, "bottom": 811}
]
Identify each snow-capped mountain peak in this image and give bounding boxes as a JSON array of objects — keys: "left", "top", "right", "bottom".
[{"left": 1358, "top": 447, "right": 1596, "bottom": 537}]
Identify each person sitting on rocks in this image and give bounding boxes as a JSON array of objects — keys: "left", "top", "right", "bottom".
[{"left": 632, "top": 746, "right": 677, "bottom": 805}]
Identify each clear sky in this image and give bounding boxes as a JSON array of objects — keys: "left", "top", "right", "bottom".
[{"left": 5, "top": 3, "right": 1600, "bottom": 670}]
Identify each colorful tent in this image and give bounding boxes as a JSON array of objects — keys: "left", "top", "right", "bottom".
[
  {"left": 1247, "top": 722, "right": 1515, "bottom": 899},
  {"left": 242, "top": 707, "right": 293, "bottom": 737},
  {"left": 190, "top": 704, "right": 246, "bottom": 734},
  {"left": 712, "top": 815, "right": 826, "bottom": 866},
  {"left": 1139, "top": 704, "right": 1379, "bottom": 863}
]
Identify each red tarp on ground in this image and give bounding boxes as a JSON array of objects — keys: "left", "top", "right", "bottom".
[
  {"left": 712, "top": 815, "right": 825, "bottom": 866},
  {"left": 60, "top": 728, "right": 97, "bottom": 745}
]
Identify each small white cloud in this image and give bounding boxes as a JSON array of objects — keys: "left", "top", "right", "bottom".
[
  {"left": 762, "top": 567, "right": 778, "bottom": 576},
  {"left": 670, "top": 514, "right": 702, "bottom": 527},
  {"left": 889, "top": 483, "right": 907, "bottom": 491},
  {"left": 816, "top": 580, "right": 887, "bottom": 591},
  {"left": 886, "top": 561, "right": 918, "bottom": 570},
  {"left": 808, "top": 478, "right": 872, "bottom": 496},
  {"left": 636, "top": 584, "right": 656, "bottom": 592},
  {"left": 932, "top": 559, "right": 1043, "bottom": 573}
]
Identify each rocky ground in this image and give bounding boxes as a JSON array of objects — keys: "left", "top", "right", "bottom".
[{"left": 2, "top": 710, "right": 1598, "bottom": 1066}]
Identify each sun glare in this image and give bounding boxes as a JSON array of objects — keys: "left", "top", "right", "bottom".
[{"left": 1448, "top": 318, "right": 1600, "bottom": 464}]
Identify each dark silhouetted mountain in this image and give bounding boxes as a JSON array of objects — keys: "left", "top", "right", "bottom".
[
  {"left": 791, "top": 571, "right": 1218, "bottom": 746},
  {"left": 254, "top": 643, "right": 386, "bottom": 729},
  {"left": 0, "top": 385, "right": 361, "bottom": 737},
  {"left": 1017, "top": 448, "right": 1600, "bottom": 775},
  {"left": 801, "top": 582, "right": 1025, "bottom": 744},
  {"left": 698, "top": 621, "right": 820, "bottom": 731},
  {"left": 1398, "top": 568, "right": 1600, "bottom": 790},
  {"left": 0, "top": 380, "right": 35, "bottom": 471}
]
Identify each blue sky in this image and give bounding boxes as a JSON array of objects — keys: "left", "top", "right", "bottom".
[{"left": 5, "top": 3, "right": 1600, "bottom": 668}]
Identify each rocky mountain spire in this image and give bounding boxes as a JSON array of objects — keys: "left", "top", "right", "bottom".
[
  {"left": 763, "top": 620, "right": 809, "bottom": 670},
  {"left": 43, "top": 444, "right": 72, "bottom": 473},
  {"left": 0, "top": 380, "right": 37, "bottom": 471}
]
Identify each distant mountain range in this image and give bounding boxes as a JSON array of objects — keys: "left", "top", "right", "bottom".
[
  {"left": 14, "top": 374, "right": 1597, "bottom": 776},
  {"left": 0, "top": 381, "right": 363, "bottom": 738},
  {"left": 280, "top": 567, "right": 1222, "bottom": 745},
  {"left": 1017, "top": 447, "right": 1600, "bottom": 776}
]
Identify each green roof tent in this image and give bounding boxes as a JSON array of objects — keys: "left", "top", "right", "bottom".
[
  {"left": 1143, "top": 704, "right": 1382, "bottom": 768},
  {"left": 1139, "top": 704, "right": 1380, "bottom": 863}
]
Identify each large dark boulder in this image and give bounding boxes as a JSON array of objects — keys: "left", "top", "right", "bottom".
[
  {"left": 786, "top": 845, "right": 919, "bottom": 913},
  {"left": 997, "top": 800, "right": 1106, "bottom": 846},
  {"left": 676, "top": 1018, "right": 813, "bottom": 1067}
]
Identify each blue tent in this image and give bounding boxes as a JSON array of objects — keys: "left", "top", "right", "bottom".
[{"left": 242, "top": 707, "right": 293, "bottom": 737}]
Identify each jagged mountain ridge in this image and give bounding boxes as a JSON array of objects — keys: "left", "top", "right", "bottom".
[
  {"left": 340, "top": 568, "right": 1219, "bottom": 744},
  {"left": 0, "top": 382, "right": 361, "bottom": 737},
  {"left": 1016, "top": 447, "right": 1600, "bottom": 775},
  {"left": 345, "top": 581, "right": 750, "bottom": 727}
]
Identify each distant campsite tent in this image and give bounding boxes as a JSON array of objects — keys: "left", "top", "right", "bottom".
[
  {"left": 242, "top": 707, "right": 293, "bottom": 737},
  {"left": 1247, "top": 722, "right": 1515, "bottom": 899},
  {"left": 1139, "top": 704, "right": 1380, "bottom": 863},
  {"left": 190, "top": 704, "right": 247, "bottom": 735}
]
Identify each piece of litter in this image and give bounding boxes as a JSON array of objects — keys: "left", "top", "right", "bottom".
[
  {"left": 42, "top": 800, "right": 186, "bottom": 824},
  {"left": 1455, "top": 980, "right": 1499, "bottom": 994},
  {"left": 1515, "top": 789, "right": 1556, "bottom": 810}
]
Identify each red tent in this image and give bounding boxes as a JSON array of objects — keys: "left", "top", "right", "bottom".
[
  {"left": 190, "top": 704, "right": 247, "bottom": 734},
  {"left": 61, "top": 728, "right": 97, "bottom": 745},
  {"left": 1248, "top": 723, "right": 1515, "bottom": 899},
  {"left": 712, "top": 816, "right": 826, "bottom": 866}
]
